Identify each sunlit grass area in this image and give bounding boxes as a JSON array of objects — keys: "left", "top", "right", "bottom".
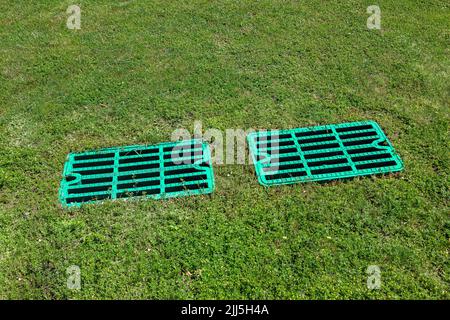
[{"left": 0, "top": 0, "right": 448, "bottom": 299}]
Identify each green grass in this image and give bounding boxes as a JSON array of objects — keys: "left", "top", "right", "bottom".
[{"left": 0, "top": 0, "right": 449, "bottom": 299}]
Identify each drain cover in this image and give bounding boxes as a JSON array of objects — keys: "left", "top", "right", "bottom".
[
  {"left": 59, "top": 140, "right": 215, "bottom": 207},
  {"left": 247, "top": 121, "right": 403, "bottom": 186}
]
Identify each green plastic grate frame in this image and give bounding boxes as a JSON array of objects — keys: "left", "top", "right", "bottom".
[
  {"left": 59, "top": 139, "right": 215, "bottom": 207},
  {"left": 247, "top": 120, "right": 404, "bottom": 187}
]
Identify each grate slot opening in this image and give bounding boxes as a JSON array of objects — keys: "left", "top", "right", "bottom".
[
  {"left": 68, "top": 185, "right": 111, "bottom": 195},
  {"left": 268, "top": 155, "right": 301, "bottom": 164},
  {"left": 342, "top": 138, "right": 377, "bottom": 147},
  {"left": 163, "top": 143, "right": 202, "bottom": 153},
  {"left": 262, "top": 162, "right": 304, "bottom": 172},
  {"left": 117, "top": 179, "right": 160, "bottom": 190},
  {"left": 298, "top": 136, "right": 337, "bottom": 144},
  {"left": 66, "top": 194, "right": 111, "bottom": 204},
  {"left": 166, "top": 182, "right": 208, "bottom": 193},
  {"left": 116, "top": 189, "right": 160, "bottom": 198},
  {"left": 119, "top": 156, "right": 159, "bottom": 164},
  {"left": 259, "top": 140, "right": 295, "bottom": 148},
  {"left": 304, "top": 151, "right": 344, "bottom": 159},
  {"left": 118, "top": 163, "right": 159, "bottom": 172},
  {"left": 265, "top": 147, "right": 297, "bottom": 155},
  {"left": 119, "top": 148, "right": 158, "bottom": 157},
  {"left": 165, "top": 174, "right": 207, "bottom": 184},
  {"left": 295, "top": 129, "right": 332, "bottom": 137},
  {"left": 310, "top": 166, "right": 353, "bottom": 175},
  {"left": 265, "top": 171, "right": 307, "bottom": 180},
  {"left": 255, "top": 133, "right": 292, "bottom": 143},
  {"left": 65, "top": 176, "right": 77, "bottom": 182},
  {"left": 301, "top": 143, "right": 340, "bottom": 152},
  {"left": 80, "top": 177, "right": 113, "bottom": 184},
  {"left": 117, "top": 172, "right": 160, "bottom": 181},
  {"left": 164, "top": 155, "right": 204, "bottom": 167},
  {"left": 335, "top": 124, "right": 373, "bottom": 133},
  {"left": 164, "top": 150, "right": 203, "bottom": 160},
  {"left": 339, "top": 131, "right": 378, "bottom": 140},
  {"left": 347, "top": 147, "right": 380, "bottom": 154},
  {"left": 351, "top": 153, "right": 392, "bottom": 162},
  {"left": 165, "top": 167, "right": 204, "bottom": 176},
  {"left": 72, "top": 160, "right": 114, "bottom": 168},
  {"left": 74, "top": 153, "right": 114, "bottom": 161},
  {"left": 355, "top": 161, "right": 397, "bottom": 170},
  {"left": 73, "top": 168, "right": 114, "bottom": 175},
  {"left": 307, "top": 158, "right": 348, "bottom": 167}
]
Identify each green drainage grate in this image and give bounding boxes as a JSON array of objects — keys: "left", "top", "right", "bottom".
[
  {"left": 247, "top": 121, "right": 403, "bottom": 186},
  {"left": 59, "top": 139, "right": 215, "bottom": 207}
]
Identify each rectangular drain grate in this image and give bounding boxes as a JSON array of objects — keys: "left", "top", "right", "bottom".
[
  {"left": 247, "top": 121, "right": 403, "bottom": 186},
  {"left": 59, "top": 139, "right": 215, "bottom": 207}
]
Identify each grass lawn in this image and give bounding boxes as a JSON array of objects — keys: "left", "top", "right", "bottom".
[{"left": 0, "top": 0, "right": 449, "bottom": 299}]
